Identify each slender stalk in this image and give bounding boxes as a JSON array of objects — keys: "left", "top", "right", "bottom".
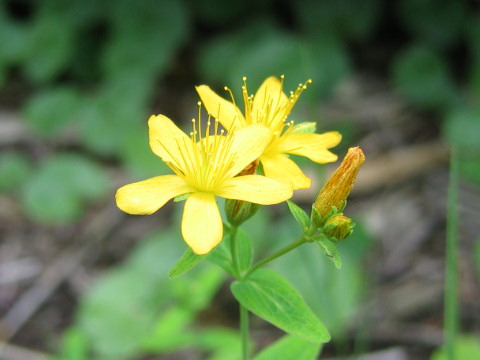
[
  {"left": 229, "top": 225, "right": 240, "bottom": 278},
  {"left": 229, "top": 225, "right": 249, "bottom": 359},
  {"left": 243, "top": 235, "right": 307, "bottom": 279},
  {"left": 445, "top": 148, "right": 459, "bottom": 360},
  {"left": 240, "top": 303, "right": 249, "bottom": 360}
]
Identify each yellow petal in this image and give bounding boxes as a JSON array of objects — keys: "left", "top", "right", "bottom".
[
  {"left": 252, "top": 76, "right": 289, "bottom": 123},
  {"left": 116, "top": 175, "right": 193, "bottom": 215},
  {"left": 226, "top": 124, "right": 272, "bottom": 178},
  {"left": 196, "top": 85, "right": 246, "bottom": 130},
  {"left": 181, "top": 192, "right": 223, "bottom": 254},
  {"left": 274, "top": 131, "right": 342, "bottom": 163},
  {"left": 148, "top": 114, "right": 191, "bottom": 163},
  {"left": 216, "top": 175, "right": 293, "bottom": 204},
  {"left": 261, "top": 153, "right": 312, "bottom": 190}
]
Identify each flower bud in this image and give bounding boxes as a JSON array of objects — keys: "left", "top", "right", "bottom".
[
  {"left": 323, "top": 215, "right": 353, "bottom": 241},
  {"left": 225, "top": 199, "right": 260, "bottom": 226},
  {"left": 312, "top": 147, "right": 365, "bottom": 226},
  {"left": 226, "top": 158, "right": 262, "bottom": 225}
]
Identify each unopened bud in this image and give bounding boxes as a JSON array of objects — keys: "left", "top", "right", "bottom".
[
  {"left": 238, "top": 158, "right": 260, "bottom": 176},
  {"left": 225, "top": 199, "right": 260, "bottom": 226},
  {"left": 312, "top": 147, "right": 365, "bottom": 226},
  {"left": 226, "top": 158, "right": 262, "bottom": 225},
  {"left": 323, "top": 215, "right": 353, "bottom": 241}
]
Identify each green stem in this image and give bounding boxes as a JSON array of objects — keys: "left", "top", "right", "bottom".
[
  {"left": 229, "top": 225, "right": 240, "bottom": 277},
  {"left": 229, "top": 225, "right": 249, "bottom": 359},
  {"left": 445, "top": 148, "right": 459, "bottom": 360},
  {"left": 243, "top": 235, "right": 307, "bottom": 280},
  {"left": 240, "top": 303, "right": 249, "bottom": 360}
]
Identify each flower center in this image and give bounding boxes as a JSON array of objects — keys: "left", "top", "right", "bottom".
[
  {"left": 168, "top": 103, "right": 236, "bottom": 192},
  {"left": 227, "top": 76, "right": 312, "bottom": 139}
]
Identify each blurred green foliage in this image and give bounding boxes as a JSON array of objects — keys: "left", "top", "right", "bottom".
[
  {"left": 0, "top": 151, "right": 32, "bottom": 192},
  {"left": 1, "top": 0, "right": 480, "bottom": 359},
  {"left": 21, "top": 153, "right": 109, "bottom": 223},
  {"left": 2, "top": 0, "right": 479, "bottom": 224},
  {"left": 47, "top": 206, "right": 372, "bottom": 360},
  {"left": 430, "top": 336, "right": 480, "bottom": 360}
]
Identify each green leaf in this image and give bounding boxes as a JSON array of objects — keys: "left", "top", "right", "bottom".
[
  {"left": 294, "top": 0, "right": 380, "bottom": 42},
  {"left": 196, "top": 22, "right": 277, "bottom": 85},
  {"left": 443, "top": 107, "right": 480, "bottom": 152},
  {"left": 235, "top": 228, "right": 253, "bottom": 273},
  {"left": 169, "top": 248, "right": 205, "bottom": 279},
  {"left": 58, "top": 327, "right": 90, "bottom": 360},
  {"left": 292, "top": 122, "right": 317, "bottom": 134},
  {"left": 398, "top": 0, "right": 466, "bottom": 49},
  {"left": 316, "top": 237, "right": 342, "bottom": 269},
  {"left": 23, "top": 87, "right": 83, "bottom": 139},
  {"left": 0, "top": 152, "right": 32, "bottom": 192},
  {"left": 430, "top": 335, "right": 480, "bottom": 360},
  {"left": 21, "top": 153, "right": 108, "bottom": 224},
  {"left": 77, "top": 232, "right": 184, "bottom": 359},
  {"left": 102, "top": 0, "right": 188, "bottom": 79},
  {"left": 0, "top": 12, "right": 28, "bottom": 63},
  {"left": 80, "top": 75, "right": 152, "bottom": 156},
  {"left": 141, "top": 306, "right": 194, "bottom": 352},
  {"left": 23, "top": 14, "right": 74, "bottom": 83},
  {"left": 253, "top": 335, "right": 322, "bottom": 360},
  {"left": 122, "top": 124, "right": 170, "bottom": 179},
  {"left": 171, "top": 267, "right": 225, "bottom": 311},
  {"left": 287, "top": 201, "right": 310, "bottom": 230},
  {"left": 207, "top": 241, "right": 236, "bottom": 276},
  {"left": 231, "top": 268, "right": 330, "bottom": 343},
  {"left": 228, "top": 32, "right": 349, "bottom": 99},
  {"left": 78, "top": 268, "right": 165, "bottom": 359},
  {"left": 392, "top": 46, "right": 457, "bottom": 110}
]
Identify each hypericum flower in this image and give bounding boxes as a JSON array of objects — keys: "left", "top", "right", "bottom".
[
  {"left": 312, "top": 147, "right": 365, "bottom": 226},
  {"left": 116, "top": 110, "right": 293, "bottom": 254},
  {"left": 196, "top": 76, "right": 342, "bottom": 190}
]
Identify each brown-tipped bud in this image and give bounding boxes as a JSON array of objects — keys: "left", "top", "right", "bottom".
[
  {"left": 225, "top": 199, "right": 260, "bottom": 226},
  {"left": 238, "top": 159, "right": 260, "bottom": 176},
  {"left": 312, "top": 147, "right": 365, "bottom": 226},
  {"left": 323, "top": 215, "right": 353, "bottom": 241}
]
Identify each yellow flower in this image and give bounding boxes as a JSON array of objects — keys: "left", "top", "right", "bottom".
[
  {"left": 196, "top": 76, "right": 342, "bottom": 190},
  {"left": 116, "top": 112, "right": 293, "bottom": 254}
]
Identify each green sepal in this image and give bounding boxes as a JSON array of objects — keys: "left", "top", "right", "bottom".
[
  {"left": 311, "top": 204, "right": 341, "bottom": 229},
  {"left": 231, "top": 268, "right": 331, "bottom": 343},
  {"left": 253, "top": 335, "right": 322, "bottom": 360},
  {"left": 292, "top": 122, "right": 317, "bottom": 134},
  {"left": 225, "top": 199, "right": 260, "bottom": 226},
  {"left": 287, "top": 201, "right": 311, "bottom": 230},
  {"left": 169, "top": 248, "right": 205, "bottom": 278},
  {"left": 174, "top": 193, "right": 190, "bottom": 202},
  {"left": 315, "top": 236, "right": 342, "bottom": 269}
]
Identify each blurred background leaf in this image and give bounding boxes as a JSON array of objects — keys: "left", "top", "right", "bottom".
[
  {"left": 392, "top": 46, "right": 457, "bottom": 111},
  {"left": 21, "top": 153, "right": 109, "bottom": 224}
]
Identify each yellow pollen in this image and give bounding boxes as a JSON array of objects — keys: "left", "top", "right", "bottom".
[{"left": 164, "top": 103, "right": 237, "bottom": 191}]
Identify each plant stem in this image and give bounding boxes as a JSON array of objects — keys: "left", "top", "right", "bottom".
[
  {"left": 229, "top": 225, "right": 249, "bottom": 359},
  {"left": 240, "top": 303, "right": 249, "bottom": 360},
  {"left": 243, "top": 235, "right": 307, "bottom": 279},
  {"left": 229, "top": 225, "right": 240, "bottom": 278},
  {"left": 445, "top": 148, "right": 459, "bottom": 360}
]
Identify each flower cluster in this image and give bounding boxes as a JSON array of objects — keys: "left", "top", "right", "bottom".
[{"left": 116, "top": 76, "right": 342, "bottom": 254}]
